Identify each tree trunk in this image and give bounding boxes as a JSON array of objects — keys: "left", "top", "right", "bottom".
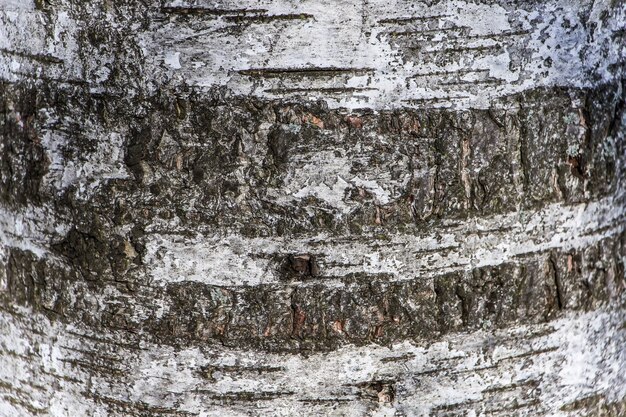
[{"left": 1, "top": 0, "right": 625, "bottom": 416}]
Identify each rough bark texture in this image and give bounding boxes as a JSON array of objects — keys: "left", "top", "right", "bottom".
[{"left": 1, "top": 0, "right": 625, "bottom": 416}]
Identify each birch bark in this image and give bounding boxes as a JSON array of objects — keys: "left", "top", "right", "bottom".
[{"left": 1, "top": 1, "right": 625, "bottom": 416}]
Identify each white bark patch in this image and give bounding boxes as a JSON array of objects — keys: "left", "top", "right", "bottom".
[
  {"left": 141, "top": 191, "right": 624, "bottom": 286},
  {"left": 268, "top": 139, "right": 408, "bottom": 213},
  {"left": 40, "top": 130, "right": 129, "bottom": 195},
  {"left": 1, "top": 304, "right": 624, "bottom": 416},
  {"left": 136, "top": 0, "right": 626, "bottom": 110},
  {"left": 0, "top": 7, "right": 82, "bottom": 83},
  {"left": 1, "top": 1, "right": 624, "bottom": 110},
  {"left": 0, "top": 205, "right": 68, "bottom": 258}
]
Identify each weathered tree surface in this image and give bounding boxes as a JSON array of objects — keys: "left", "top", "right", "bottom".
[{"left": 1, "top": 0, "right": 626, "bottom": 416}]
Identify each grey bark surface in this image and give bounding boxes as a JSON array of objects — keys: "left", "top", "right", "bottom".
[{"left": 1, "top": 0, "right": 626, "bottom": 416}]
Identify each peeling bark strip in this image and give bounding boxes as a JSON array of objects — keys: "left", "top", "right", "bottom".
[{"left": 1, "top": 0, "right": 626, "bottom": 416}]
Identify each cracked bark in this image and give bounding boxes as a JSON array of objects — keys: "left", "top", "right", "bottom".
[{"left": 1, "top": 0, "right": 626, "bottom": 416}]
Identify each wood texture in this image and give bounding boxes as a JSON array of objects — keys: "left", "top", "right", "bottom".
[{"left": 0, "top": 0, "right": 625, "bottom": 416}]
